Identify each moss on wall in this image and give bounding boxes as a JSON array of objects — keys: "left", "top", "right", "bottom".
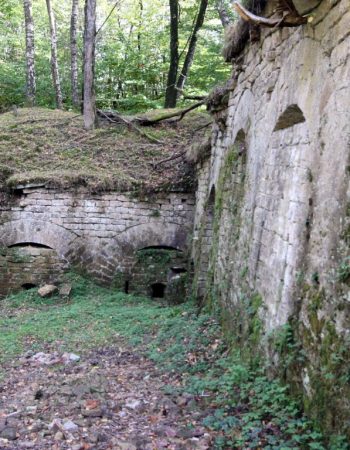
[{"left": 129, "top": 248, "right": 188, "bottom": 301}]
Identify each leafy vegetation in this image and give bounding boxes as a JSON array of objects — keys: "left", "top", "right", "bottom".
[
  {"left": 0, "top": 274, "right": 347, "bottom": 449},
  {"left": 0, "top": 0, "right": 231, "bottom": 112}
]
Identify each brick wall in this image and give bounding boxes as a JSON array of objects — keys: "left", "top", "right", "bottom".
[{"left": 0, "top": 189, "right": 195, "bottom": 295}]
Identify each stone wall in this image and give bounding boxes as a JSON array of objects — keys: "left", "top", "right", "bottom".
[
  {"left": 0, "top": 244, "right": 68, "bottom": 296},
  {"left": 193, "top": 0, "right": 350, "bottom": 435},
  {"left": 130, "top": 247, "right": 188, "bottom": 299},
  {"left": 0, "top": 188, "right": 194, "bottom": 298}
]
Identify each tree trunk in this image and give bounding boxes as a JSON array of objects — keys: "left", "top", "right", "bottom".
[
  {"left": 164, "top": 0, "right": 179, "bottom": 108},
  {"left": 176, "top": 0, "right": 208, "bottom": 96},
  {"left": 216, "top": 0, "right": 231, "bottom": 28},
  {"left": 83, "top": 0, "right": 97, "bottom": 130},
  {"left": 46, "top": 0, "right": 63, "bottom": 109},
  {"left": 23, "top": 0, "right": 36, "bottom": 106},
  {"left": 137, "top": 0, "right": 143, "bottom": 53},
  {"left": 70, "top": 0, "right": 80, "bottom": 108}
]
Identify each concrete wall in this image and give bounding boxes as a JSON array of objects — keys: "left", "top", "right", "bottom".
[
  {"left": 193, "top": 0, "right": 350, "bottom": 435},
  {"left": 0, "top": 188, "right": 194, "bottom": 297}
]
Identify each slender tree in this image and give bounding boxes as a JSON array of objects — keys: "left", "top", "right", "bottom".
[
  {"left": 70, "top": 0, "right": 80, "bottom": 108},
  {"left": 23, "top": 0, "right": 36, "bottom": 106},
  {"left": 165, "top": 0, "right": 208, "bottom": 107},
  {"left": 164, "top": 0, "right": 179, "bottom": 108},
  {"left": 46, "top": 0, "right": 63, "bottom": 109},
  {"left": 216, "top": 0, "right": 231, "bottom": 28},
  {"left": 137, "top": 0, "right": 143, "bottom": 53},
  {"left": 176, "top": 0, "right": 208, "bottom": 96},
  {"left": 83, "top": 0, "right": 97, "bottom": 130}
]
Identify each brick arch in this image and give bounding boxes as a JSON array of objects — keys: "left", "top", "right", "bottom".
[
  {"left": 116, "top": 222, "right": 190, "bottom": 253},
  {"left": 0, "top": 218, "right": 80, "bottom": 260}
]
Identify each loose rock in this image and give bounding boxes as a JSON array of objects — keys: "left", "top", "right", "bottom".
[{"left": 37, "top": 284, "right": 58, "bottom": 298}]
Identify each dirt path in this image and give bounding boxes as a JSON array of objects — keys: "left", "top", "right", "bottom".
[{"left": 0, "top": 345, "right": 214, "bottom": 450}]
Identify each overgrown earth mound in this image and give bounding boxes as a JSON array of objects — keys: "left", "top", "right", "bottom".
[{"left": 0, "top": 108, "right": 208, "bottom": 193}]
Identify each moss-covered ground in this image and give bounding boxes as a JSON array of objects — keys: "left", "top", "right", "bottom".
[
  {"left": 0, "top": 107, "right": 208, "bottom": 192},
  {"left": 0, "top": 274, "right": 348, "bottom": 449}
]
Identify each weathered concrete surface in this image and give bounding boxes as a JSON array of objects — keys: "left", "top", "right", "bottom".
[
  {"left": 193, "top": 0, "right": 350, "bottom": 435},
  {"left": 0, "top": 190, "right": 194, "bottom": 296}
]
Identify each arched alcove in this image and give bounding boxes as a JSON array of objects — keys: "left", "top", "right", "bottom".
[
  {"left": 273, "top": 104, "right": 306, "bottom": 131},
  {"left": 116, "top": 223, "right": 189, "bottom": 254},
  {"left": 0, "top": 241, "right": 68, "bottom": 297},
  {"left": 215, "top": 130, "right": 248, "bottom": 303},
  {"left": 256, "top": 102, "right": 311, "bottom": 330},
  {"left": 8, "top": 242, "right": 52, "bottom": 249},
  {"left": 0, "top": 218, "right": 79, "bottom": 260},
  {"left": 127, "top": 245, "right": 187, "bottom": 299},
  {"left": 196, "top": 187, "right": 216, "bottom": 299}
]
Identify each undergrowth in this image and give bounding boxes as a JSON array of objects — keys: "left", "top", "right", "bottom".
[{"left": 0, "top": 274, "right": 348, "bottom": 449}]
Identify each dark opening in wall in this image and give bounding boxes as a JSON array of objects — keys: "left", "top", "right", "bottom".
[
  {"left": 140, "top": 245, "right": 181, "bottom": 252},
  {"left": 273, "top": 104, "right": 306, "bottom": 131},
  {"left": 8, "top": 242, "right": 52, "bottom": 249},
  {"left": 151, "top": 283, "right": 166, "bottom": 298},
  {"left": 170, "top": 267, "right": 187, "bottom": 274},
  {"left": 124, "top": 280, "right": 129, "bottom": 294},
  {"left": 21, "top": 283, "right": 37, "bottom": 290}
]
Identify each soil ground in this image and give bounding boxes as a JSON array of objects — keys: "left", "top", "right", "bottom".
[{"left": 0, "top": 342, "right": 213, "bottom": 450}]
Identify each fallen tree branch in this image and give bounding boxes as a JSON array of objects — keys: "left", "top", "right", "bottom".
[
  {"left": 177, "top": 100, "right": 206, "bottom": 121},
  {"left": 136, "top": 100, "right": 206, "bottom": 126},
  {"left": 97, "top": 109, "right": 164, "bottom": 144},
  {"left": 152, "top": 150, "right": 186, "bottom": 167}
]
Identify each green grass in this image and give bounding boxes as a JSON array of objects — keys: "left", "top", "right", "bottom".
[
  {"left": 0, "top": 274, "right": 348, "bottom": 449},
  {"left": 0, "top": 273, "right": 175, "bottom": 362},
  {"left": 0, "top": 107, "right": 208, "bottom": 192}
]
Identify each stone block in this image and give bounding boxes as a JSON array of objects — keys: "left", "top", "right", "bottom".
[{"left": 38, "top": 284, "right": 58, "bottom": 298}]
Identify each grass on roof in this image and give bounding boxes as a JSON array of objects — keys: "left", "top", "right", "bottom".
[{"left": 0, "top": 107, "right": 209, "bottom": 193}]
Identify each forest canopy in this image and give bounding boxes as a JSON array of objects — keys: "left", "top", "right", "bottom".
[{"left": 0, "top": 0, "right": 234, "bottom": 113}]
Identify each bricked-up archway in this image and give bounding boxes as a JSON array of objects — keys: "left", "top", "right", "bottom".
[
  {"left": 116, "top": 223, "right": 189, "bottom": 253},
  {"left": 0, "top": 219, "right": 81, "bottom": 296},
  {"left": 106, "top": 223, "right": 191, "bottom": 298},
  {"left": 129, "top": 246, "right": 187, "bottom": 298},
  {"left": 0, "top": 219, "right": 80, "bottom": 260},
  {"left": 0, "top": 243, "right": 68, "bottom": 297}
]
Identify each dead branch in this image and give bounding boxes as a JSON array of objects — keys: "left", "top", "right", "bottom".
[
  {"left": 233, "top": 1, "right": 307, "bottom": 27},
  {"left": 136, "top": 100, "right": 206, "bottom": 126},
  {"left": 97, "top": 109, "right": 164, "bottom": 144},
  {"left": 152, "top": 150, "right": 186, "bottom": 167},
  {"left": 177, "top": 100, "right": 206, "bottom": 121}
]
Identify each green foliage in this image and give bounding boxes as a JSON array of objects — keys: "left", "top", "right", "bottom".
[
  {"left": 270, "top": 322, "right": 305, "bottom": 369},
  {"left": 337, "top": 256, "right": 350, "bottom": 283},
  {"left": 0, "top": 0, "right": 230, "bottom": 112},
  {"left": 0, "top": 273, "right": 347, "bottom": 448}
]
